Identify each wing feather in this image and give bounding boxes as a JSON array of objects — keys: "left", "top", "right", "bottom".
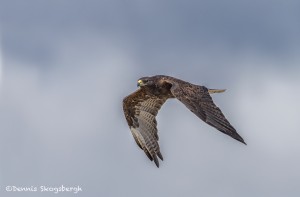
[
  {"left": 123, "top": 88, "right": 168, "bottom": 167},
  {"left": 167, "top": 80, "right": 246, "bottom": 144}
]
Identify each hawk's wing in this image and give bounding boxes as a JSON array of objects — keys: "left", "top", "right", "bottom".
[
  {"left": 167, "top": 80, "right": 246, "bottom": 144},
  {"left": 123, "top": 88, "right": 168, "bottom": 167}
]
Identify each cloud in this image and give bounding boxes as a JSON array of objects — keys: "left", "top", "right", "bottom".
[
  {"left": 1, "top": 39, "right": 300, "bottom": 196},
  {"left": 0, "top": 1, "right": 300, "bottom": 196}
]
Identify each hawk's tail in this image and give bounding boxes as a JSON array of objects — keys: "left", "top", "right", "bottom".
[{"left": 208, "top": 89, "right": 226, "bottom": 94}]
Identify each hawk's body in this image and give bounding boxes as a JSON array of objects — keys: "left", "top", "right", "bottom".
[{"left": 123, "top": 75, "right": 245, "bottom": 167}]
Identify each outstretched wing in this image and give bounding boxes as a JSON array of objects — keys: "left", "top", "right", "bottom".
[
  {"left": 168, "top": 80, "right": 246, "bottom": 144},
  {"left": 123, "top": 88, "right": 168, "bottom": 167}
]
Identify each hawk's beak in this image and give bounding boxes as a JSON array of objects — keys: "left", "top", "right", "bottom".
[{"left": 137, "top": 80, "right": 144, "bottom": 87}]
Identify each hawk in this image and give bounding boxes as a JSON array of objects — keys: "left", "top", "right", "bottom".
[{"left": 123, "top": 75, "right": 246, "bottom": 167}]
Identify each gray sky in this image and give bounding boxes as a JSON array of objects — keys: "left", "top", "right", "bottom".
[{"left": 0, "top": 1, "right": 300, "bottom": 196}]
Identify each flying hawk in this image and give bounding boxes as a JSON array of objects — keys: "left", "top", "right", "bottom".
[{"left": 123, "top": 75, "right": 246, "bottom": 167}]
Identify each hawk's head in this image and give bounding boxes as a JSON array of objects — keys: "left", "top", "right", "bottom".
[
  {"left": 137, "top": 77, "right": 155, "bottom": 87},
  {"left": 136, "top": 75, "right": 173, "bottom": 96}
]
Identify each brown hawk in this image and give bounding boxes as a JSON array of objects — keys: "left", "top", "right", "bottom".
[{"left": 123, "top": 75, "right": 246, "bottom": 167}]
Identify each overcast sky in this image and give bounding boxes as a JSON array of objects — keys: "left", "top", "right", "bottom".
[{"left": 0, "top": 1, "right": 300, "bottom": 196}]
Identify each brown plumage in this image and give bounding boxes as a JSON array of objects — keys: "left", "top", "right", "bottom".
[{"left": 123, "top": 75, "right": 246, "bottom": 167}]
